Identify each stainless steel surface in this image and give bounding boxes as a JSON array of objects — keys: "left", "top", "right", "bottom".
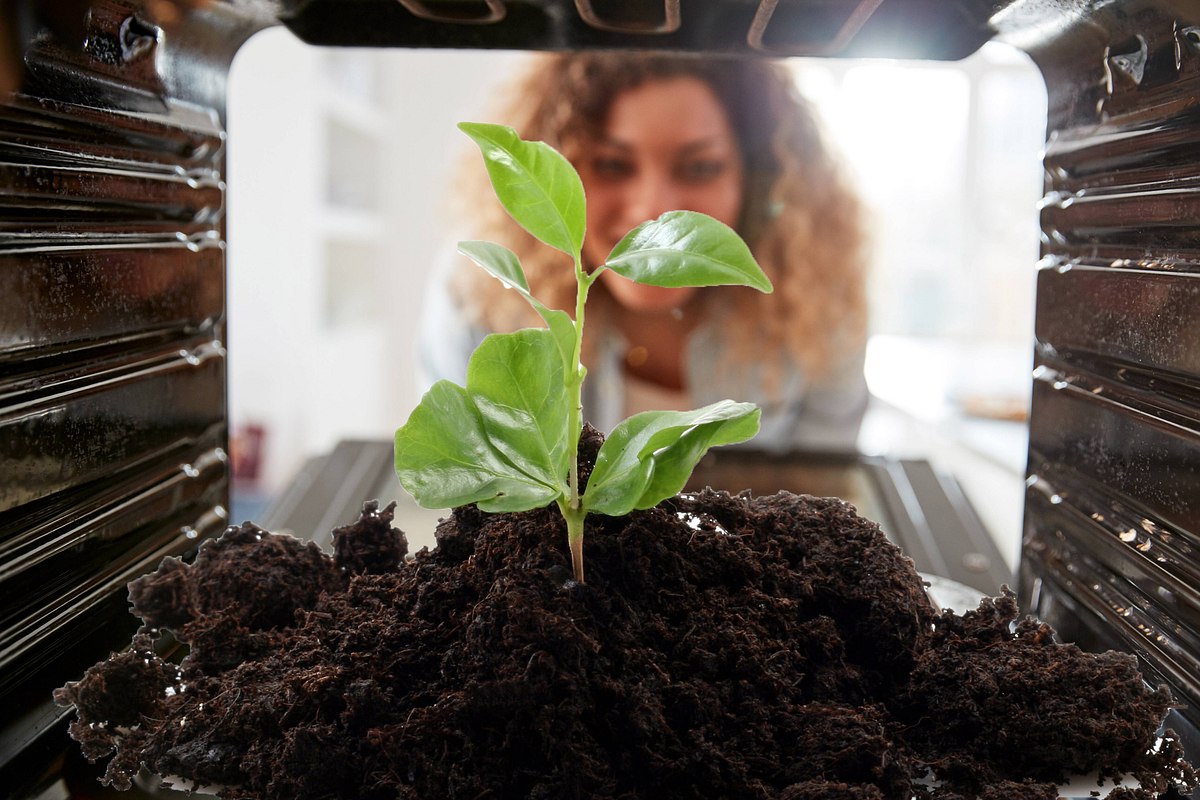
[
  {"left": 0, "top": 0, "right": 260, "bottom": 788},
  {"left": 746, "top": 0, "right": 884, "bottom": 56},
  {"left": 575, "top": 0, "right": 680, "bottom": 34},
  {"left": 921, "top": 573, "right": 986, "bottom": 613},
  {"left": 397, "top": 0, "right": 508, "bottom": 25},
  {"left": 3, "top": 0, "right": 1200, "bottom": 792},
  {"left": 278, "top": 0, "right": 996, "bottom": 59},
  {"left": 259, "top": 439, "right": 412, "bottom": 547},
  {"left": 1008, "top": 0, "right": 1200, "bottom": 768}
]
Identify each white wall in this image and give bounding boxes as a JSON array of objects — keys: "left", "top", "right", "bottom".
[
  {"left": 227, "top": 30, "right": 524, "bottom": 492},
  {"left": 794, "top": 43, "right": 1046, "bottom": 348}
]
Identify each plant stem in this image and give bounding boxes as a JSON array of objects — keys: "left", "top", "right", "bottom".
[
  {"left": 561, "top": 502, "right": 586, "bottom": 583},
  {"left": 562, "top": 256, "right": 594, "bottom": 583},
  {"left": 565, "top": 256, "right": 590, "bottom": 512}
]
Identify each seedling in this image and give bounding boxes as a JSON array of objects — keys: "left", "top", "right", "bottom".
[{"left": 395, "top": 122, "right": 773, "bottom": 583}]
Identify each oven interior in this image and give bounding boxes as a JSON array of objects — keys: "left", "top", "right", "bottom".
[{"left": 2, "top": 0, "right": 1199, "bottom": 795}]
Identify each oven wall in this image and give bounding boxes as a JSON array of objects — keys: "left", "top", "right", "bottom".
[
  {"left": 2, "top": 0, "right": 1198, "bottom": 791},
  {"left": 1007, "top": 0, "right": 1200, "bottom": 756},
  {"left": 0, "top": 1, "right": 266, "bottom": 790}
]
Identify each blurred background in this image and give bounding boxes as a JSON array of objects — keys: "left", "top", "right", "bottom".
[{"left": 225, "top": 31, "right": 1047, "bottom": 558}]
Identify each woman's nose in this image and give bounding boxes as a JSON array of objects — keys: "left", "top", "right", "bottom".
[{"left": 625, "top": 170, "right": 679, "bottom": 223}]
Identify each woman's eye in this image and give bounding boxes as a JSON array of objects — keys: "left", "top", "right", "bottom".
[
  {"left": 679, "top": 160, "right": 726, "bottom": 182},
  {"left": 592, "top": 157, "right": 633, "bottom": 179}
]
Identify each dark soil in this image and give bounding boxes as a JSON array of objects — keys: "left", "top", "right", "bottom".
[{"left": 55, "top": 434, "right": 1195, "bottom": 800}]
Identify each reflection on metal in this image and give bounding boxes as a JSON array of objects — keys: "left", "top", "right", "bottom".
[
  {"left": 118, "top": 14, "right": 159, "bottom": 63},
  {"left": 1019, "top": 0, "right": 1200, "bottom": 766},
  {"left": 1104, "top": 35, "right": 1149, "bottom": 88},
  {"left": 278, "top": 0, "right": 989, "bottom": 59},
  {"left": 1034, "top": 263, "right": 1200, "bottom": 395},
  {"left": 574, "top": 0, "right": 681, "bottom": 34},
  {"left": 395, "top": 0, "right": 506, "bottom": 24},
  {"left": 0, "top": 0, "right": 230, "bottom": 782},
  {"left": 748, "top": 0, "right": 884, "bottom": 56}
]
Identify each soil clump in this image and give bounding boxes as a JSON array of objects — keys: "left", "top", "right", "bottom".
[{"left": 56, "top": 440, "right": 1195, "bottom": 800}]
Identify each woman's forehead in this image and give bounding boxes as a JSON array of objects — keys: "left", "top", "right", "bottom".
[{"left": 598, "top": 77, "right": 739, "bottom": 145}]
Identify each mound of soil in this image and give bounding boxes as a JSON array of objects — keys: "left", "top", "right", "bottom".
[{"left": 55, "top": 439, "right": 1195, "bottom": 800}]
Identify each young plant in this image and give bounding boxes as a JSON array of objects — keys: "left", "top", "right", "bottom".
[{"left": 395, "top": 122, "right": 773, "bottom": 583}]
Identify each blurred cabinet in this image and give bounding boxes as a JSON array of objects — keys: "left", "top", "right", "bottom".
[
  {"left": 226, "top": 39, "right": 526, "bottom": 509},
  {"left": 227, "top": 31, "right": 395, "bottom": 501}
]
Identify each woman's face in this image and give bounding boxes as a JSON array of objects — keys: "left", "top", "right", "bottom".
[{"left": 578, "top": 76, "right": 745, "bottom": 314}]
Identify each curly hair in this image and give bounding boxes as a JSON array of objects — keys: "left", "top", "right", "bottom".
[{"left": 449, "top": 51, "right": 867, "bottom": 379}]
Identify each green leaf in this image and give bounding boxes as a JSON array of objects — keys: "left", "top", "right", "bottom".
[
  {"left": 458, "top": 240, "right": 578, "bottom": 372},
  {"left": 467, "top": 330, "right": 571, "bottom": 496},
  {"left": 604, "top": 211, "right": 773, "bottom": 293},
  {"left": 395, "top": 330, "right": 572, "bottom": 513},
  {"left": 582, "top": 401, "right": 761, "bottom": 517},
  {"left": 632, "top": 405, "right": 760, "bottom": 509},
  {"left": 394, "top": 380, "right": 561, "bottom": 512},
  {"left": 459, "top": 122, "right": 586, "bottom": 258},
  {"left": 458, "top": 240, "right": 529, "bottom": 292}
]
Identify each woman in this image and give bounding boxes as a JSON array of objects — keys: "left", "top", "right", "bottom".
[{"left": 418, "top": 52, "right": 869, "bottom": 454}]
